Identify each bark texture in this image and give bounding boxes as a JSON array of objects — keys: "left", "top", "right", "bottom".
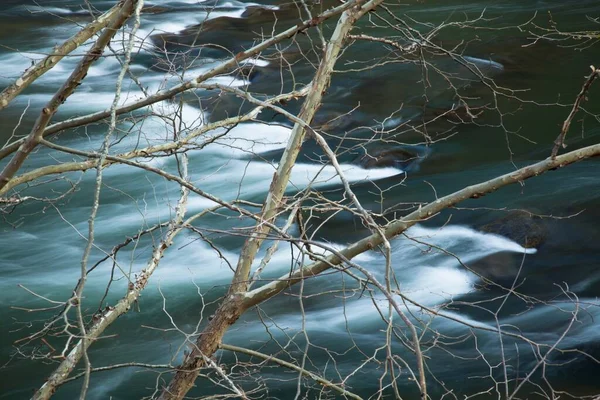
[
  {"left": 33, "top": 156, "right": 188, "bottom": 400},
  {"left": 157, "top": 1, "right": 384, "bottom": 399},
  {"left": 0, "top": 0, "right": 136, "bottom": 192},
  {"left": 0, "top": 0, "right": 362, "bottom": 163},
  {"left": 0, "top": 2, "right": 125, "bottom": 110}
]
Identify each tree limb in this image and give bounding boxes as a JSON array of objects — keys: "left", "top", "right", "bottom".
[
  {"left": 156, "top": 1, "right": 385, "bottom": 399},
  {"left": 0, "top": 2, "right": 126, "bottom": 110},
  {"left": 0, "top": 0, "right": 364, "bottom": 162},
  {"left": 32, "top": 146, "right": 189, "bottom": 400},
  {"left": 551, "top": 65, "right": 600, "bottom": 158},
  {"left": 242, "top": 143, "right": 600, "bottom": 306},
  {"left": 219, "top": 343, "right": 363, "bottom": 400},
  {"left": 0, "top": 0, "right": 137, "bottom": 191}
]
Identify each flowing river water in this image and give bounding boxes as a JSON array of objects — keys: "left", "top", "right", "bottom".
[{"left": 1, "top": 0, "right": 600, "bottom": 399}]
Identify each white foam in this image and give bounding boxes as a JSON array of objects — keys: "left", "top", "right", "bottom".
[
  {"left": 405, "top": 265, "right": 474, "bottom": 303},
  {"left": 152, "top": 234, "right": 238, "bottom": 283},
  {"left": 233, "top": 223, "right": 536, "bottom": 334},
  {"left": 186, "top": 157, "right": 401, "bottom": 198},
  {"left": 23, "top": 6, "right": 75, "bottom": 15},
  {"left": 0, "top": 52, "right": 46, "bottom": 81},
  {"left": 406, "top": 224, "right": 536, "bottom": 255},
  {"left": 207, "top": 123, "right": 293, "bottom": 156},
  {"left": 242, "top": 58, "right": 270, "bottom": 68},
  {"left": 462, "top": 55, "right": 505, "bottom": 73}
]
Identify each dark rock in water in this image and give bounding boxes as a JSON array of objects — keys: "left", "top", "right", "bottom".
[
  {"left": 151, "top": 3, "right": 308, "bottom": 57},
  {"left": 357, "top": 147, "right": 423, "bottom": 170},
  {"left": 263, "top": 47, "right": 308, "bottom": 67},
  {"left": 241, "top": 5, "right": 289, "bottom": 23},
  {"left": 237, "top": 65, "right": 261, "bottom": 83},
  {"left": 480, "top": 210, "right": 547, "bottom": 249},
  {"left": 241, "top": 0, "right": 339, "bottom": 21},
  {"left": 141, "top": 5, "right": 171, "bottom": 15},
  {"left": 468, "top": 252, "right": 522, "bottom": 281},
  {"left": 197, "top": 3, "right": 300, "bottom": 33}
]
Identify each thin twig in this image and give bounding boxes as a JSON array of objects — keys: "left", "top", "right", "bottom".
[
  {"left": 219, "top": 343, "right": 363, "bottom": 400},
  {"left": 551, "top": 65, "right": 600, "bottom": 158}
]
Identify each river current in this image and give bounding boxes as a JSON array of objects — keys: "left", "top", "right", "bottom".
[{"left": 1, "top": 1, "right": 600, "bottom": 399}]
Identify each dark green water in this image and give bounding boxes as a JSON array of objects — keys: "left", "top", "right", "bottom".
[{"left": 1, "top": 1, "right": 600, "bottom": 399}]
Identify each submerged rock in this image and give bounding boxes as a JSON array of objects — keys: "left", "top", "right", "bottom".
[
  {"left": 152, "top": 3, "right": 307, "bottom": 53},
  {"left": 240, "top": 5, "right": 291, "bottom": 22},
  {"left": 480, "top": 210, "right": 547, "bottom": 249},
  {"left": 468, "top": 252, "right": 522, "bottom": 281}
]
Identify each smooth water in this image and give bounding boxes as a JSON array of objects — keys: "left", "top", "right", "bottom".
[{"left": 1, "top": 0, "right": 599, "bottom": 399}]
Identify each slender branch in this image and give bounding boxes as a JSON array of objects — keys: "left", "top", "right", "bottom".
[
  {"left": 243, "top": 143, "right": 600, "bottom": 306},
  {"left": 156, "top": 2, "right": 385, "bottom": 399},
  {"left": 62, "top": 363, "right": 174, "bottom": 385},
  {"left": 507, "top": 290, "right": 579, "bottom": 400},
  {"left": 219, "top": 343, "right": 363, "bottom": 400},
  {"left": 75, "top": 2, "right": 144, "bottom": 397},
  {"left": 348, "top": 33, "right": 418, "bottom": 53},
  {"left": 0, "top": 0, "right": 364, "bottom": 162},
  {"left": 32, "top": 147, "right": 189, "bottom": 400},
  {"left": 0, "top": 87, "right": 309, "bottom": 197},
  {"left": 0, "top": 0, "right": 136, "bottom": 191},
  {"left": 0, "top": 2, "right": 126, "bottom": 110},
  {"left": 551, "top": 65, "right": 600, "bottom": 158}
]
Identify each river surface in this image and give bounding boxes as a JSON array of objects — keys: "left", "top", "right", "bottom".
[{"left": 1, "top": 1, "right": 600, "bottom": 399}]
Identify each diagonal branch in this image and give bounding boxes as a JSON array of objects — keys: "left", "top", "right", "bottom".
[
  {"left": 242, "top": 143, "right": 600, "bottom": 306},
  {"left": 0, "top": 2, "right": 126, "bottom": 110},
  {"left": 0, "top": 0, "right": 137, "bottom": 192},
  {"left": 551, "top": 65, "right": 600, "bottom": 158},
  {"left": 219, "top": 343, "right": 363, "bottom": 400},
  {"left": 32, "top": 152, "right": 189, "bottom": 400},
  {"left": 0, "top": 0, "right": 365, "bottom": 162},
  {"left": 0, "top": 86, "right": 309, "bottom": 197},
  {"left": 156, "top": 1, "right": 386, "bottom": 399}
]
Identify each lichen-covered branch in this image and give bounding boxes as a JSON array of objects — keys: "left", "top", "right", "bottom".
[{"left": 32, "top": 153, "right": 189, "bottom": 400}]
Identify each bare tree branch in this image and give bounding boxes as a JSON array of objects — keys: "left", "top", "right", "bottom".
[
  {"left": 551, "top": 65, "right": 600, "bottom": 158},
  {"left": 157, "top": 1, "right": 386, "bottom": 398},
  {"left": 33, "top": 148, "right": 189, "bottom": 400},
  {"left": 243, "top": 142, "right": 600, "bottom": 306},
  {"left": 0, "top": 1, "right": 126, "bottom": 110},
  {"left": 0, "top": 0, "right": 365, "bottom": 162},
  {"left": 219, "top": 343, "right": 363, "bottom": 400},
  {"left": 0, "top": 0, "right": 137, "bottom": 191}
]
